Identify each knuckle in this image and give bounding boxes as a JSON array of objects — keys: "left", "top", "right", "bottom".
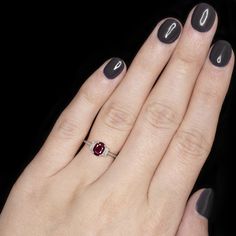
[
  {"left": 98, "top": 183, "right": 138, "bottom": 220},
  {"left": 198, "top": 87, "right": 222, "bottom": 104},
  {"left": 145, "top": 208, "right": 173, "bottom": 235},
  {"left": 100, "top": 193, "right": 121, "bottom": 215},
  {"left": 144, "top": 102, "right": 179, "bottom": 130},
  {"left": 98, "top": 191, "right": 127, "bottom": 223},
  {"left": 174, "top": 129, "right": 211, "bottom": 157},
  {"left": 102, "top": 103, "right": 134, "bottom": 131},
  {"left": 55, "top": 116, "right": 80, "bottom": 140}
]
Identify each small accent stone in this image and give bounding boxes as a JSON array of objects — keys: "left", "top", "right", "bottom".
[{"left": 93, "top": 142, "right": 105, "bottom": 156}]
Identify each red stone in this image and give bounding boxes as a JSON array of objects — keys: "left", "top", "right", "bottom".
[{"left": 93, "top": 142, "right": 105, "bottom": 156}]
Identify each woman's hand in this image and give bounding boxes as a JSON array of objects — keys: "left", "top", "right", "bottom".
[{"left": 0, "top": 3, "right": 234, "bottom": 235}]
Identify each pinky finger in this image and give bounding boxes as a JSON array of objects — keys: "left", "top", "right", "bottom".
[
  {"left": 27, "top": 58, "right": 126, "bottom": 177},
  {"left": 176, "top": 189, "right": 214, "bottom": 236}
]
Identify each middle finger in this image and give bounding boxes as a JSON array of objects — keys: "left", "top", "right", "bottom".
[{"left": 105, "top": 3, "right": 217, "bottom": 188}]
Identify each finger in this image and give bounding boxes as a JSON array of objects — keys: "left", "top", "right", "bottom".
[
  {"left": 149, "top": 41, "right": 234, "bottom": 219},
  {"left": 27, "top": 58, "right": 126, "bottom": 177},
  {"left": 106, "top": 3, "right": 217, "bottom": 187},
  {"left": 68, "top": 18, "right": 182, "bottom": 182},
  {"left": 176, "top": 189, "right": 214, "bottom": 236}
]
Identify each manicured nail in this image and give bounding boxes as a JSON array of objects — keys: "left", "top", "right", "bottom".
[
  {"left": 196, "top": 188, "right": 214, "bottom": 219},
  {"left": 157, "top": 19, "right": 181, "bottom": 44},
  {"left": 191, "top": 3, "right": 216, "bottom": 32},
  {"left": 103, "top": 58, "right": 125, "bottom": 79},
  {"left": 209, "top": 40, "right": 232, "bottom": 67}
]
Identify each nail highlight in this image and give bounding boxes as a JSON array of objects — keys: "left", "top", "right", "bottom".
[
  {"left": 191, "top": 3, "right": 216, "bottom": 32},
  {"left": 103, "top": 58, "right": 125, "bottom": 79},
  {"left": 196, "top": 188, "right": 214, "bottom": 219},
  {"left": 209, "top": 40, "right": 232, "bottom": 67},
  {"left": 157, "top": 19, "right": 181, "bottom": 44}
]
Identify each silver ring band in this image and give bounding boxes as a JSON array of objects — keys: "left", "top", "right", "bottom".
[{"left": 84, "top": 140, "right": 117, "bottom": 159}]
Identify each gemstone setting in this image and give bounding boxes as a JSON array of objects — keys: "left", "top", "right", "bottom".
[
  {"left": 93, "top": 142, "right": 105, "bottom": 156},
  {"left": 90, "top": 141, "right": 109, "bottom": 157}
]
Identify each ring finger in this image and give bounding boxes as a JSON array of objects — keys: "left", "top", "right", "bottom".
[{"left": 68, "top": 18, "right": 182, "bottom": 183}]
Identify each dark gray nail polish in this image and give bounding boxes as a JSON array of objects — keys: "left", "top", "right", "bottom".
[
  {"left": 210, "top": 40, "right": 232, "bottom": 67},
  {"left": 191, "top": 3, "right": 216, "bottom": 32},
  {"left": 157, "top": 19, "right": 181, "bottom": 44},
  {"left": 196, "top": 189, "right": 214, "bottom": 219},
  {"left": 103, "top": 58, "right": 125, "bottom": 79}
]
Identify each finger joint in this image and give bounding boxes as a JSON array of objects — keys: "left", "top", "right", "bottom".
[
  {"left": 174, "top": 128, "right": 211, "bottom": 158},
  {"left": 143, "top": 101, "right": 179, "bottom": 131},
  {"left": 102, "top": 103, "right": 134, "bottom": 131}
]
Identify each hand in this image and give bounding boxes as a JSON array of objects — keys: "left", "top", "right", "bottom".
[{"left": 0, "top": 3, "right": 234, "bottom": 236}]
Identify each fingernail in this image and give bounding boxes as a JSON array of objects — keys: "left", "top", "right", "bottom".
[
  {"left": 196, "top": 188, "right": 214, "bottom": 219},
  {"left": 157, "top": 19, "right": 181, "bottom": 44},
  {"left": 103, "top": 58, "right": 125, "bottom": 79},
  {"left": 209, "top": 40, "right": 232, "bottom": 67},
  {"left": 191, "top": 3, "right": 216, "bottom": 32}
]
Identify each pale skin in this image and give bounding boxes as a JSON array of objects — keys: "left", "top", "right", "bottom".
[{"left": 0, "top": 5, "right": 234, "bottom": 236}]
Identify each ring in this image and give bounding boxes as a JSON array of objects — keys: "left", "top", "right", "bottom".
[{"left": 83, "top": 140, "right": 117, "bottom": 159}]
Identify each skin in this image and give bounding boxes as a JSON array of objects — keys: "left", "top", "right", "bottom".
[{"left": 0, "top": 5, "right": 234, "bottom": 236}]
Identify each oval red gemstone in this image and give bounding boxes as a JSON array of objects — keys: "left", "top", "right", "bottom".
[{"left": 93, "top": 142, "right": 105, "bottom": 156}]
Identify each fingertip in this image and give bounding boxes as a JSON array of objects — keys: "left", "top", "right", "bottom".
[
  {"left": 102, "top": 57, "right": 126, "bottom": 80},
  {"left": 156, "top": 18, "right": 182, "bottom": 44},
  {"left": 209, "top": 40, "right": 232, "bottom": 68},
  {"left": 182, "top": 3, "right": 218, "bottom": 42},
  {"left": 176, "top": 188, "right": 211, "bottom": 236},
  {"left": 195, "top": 188, "right": 214, "bottom": 220},
  {"left": 189, "top": 3, "right": 218, "bottom": 32}
]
